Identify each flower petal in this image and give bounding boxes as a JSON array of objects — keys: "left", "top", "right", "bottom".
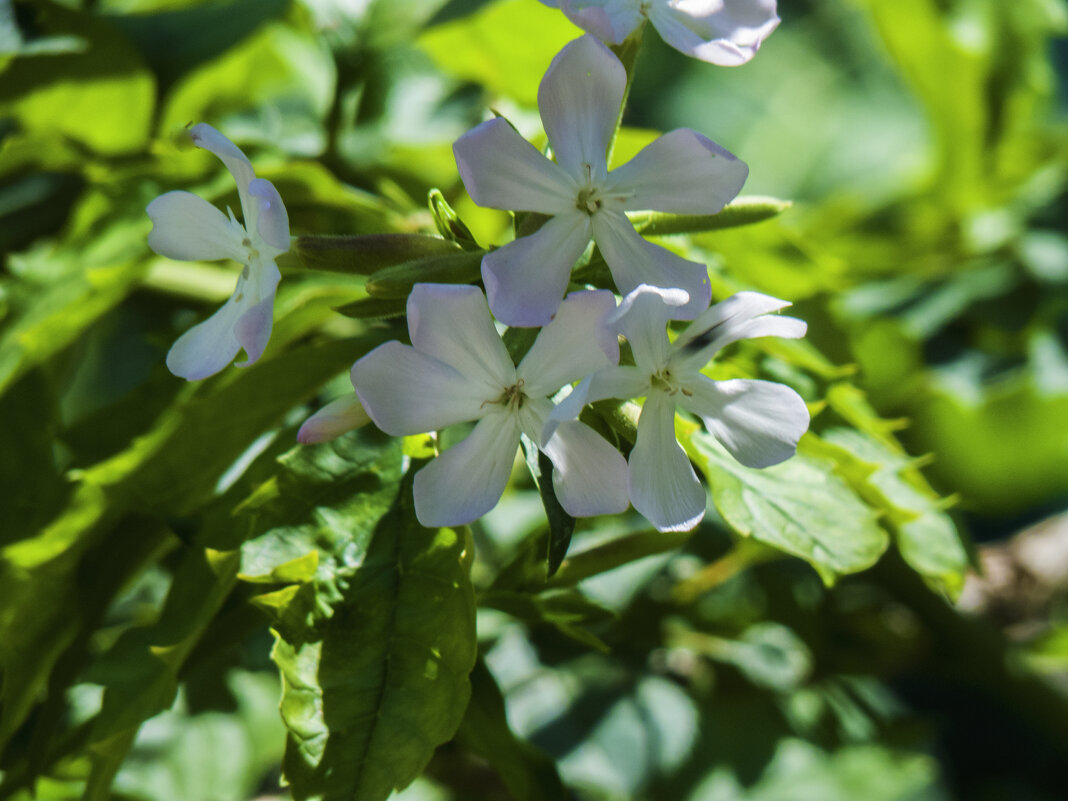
[
  {"left": 558, "top": 0, "right": 644, "bottom": 43},
  {"left": 610, "top": 283, "right": 688, "bottom": 373},
  {"left": 453, "top": 118, "right": 577, "bottom": 214},
  {"left": 414, "top": 411, "right": 521, "bottom": 527},
  {"left": 673, "top": 290, "right": 806, "bottom": 372},
  {"left": 542, "top": 366, "right": 650, "bottom": 443},
  {"left": 607, "top": 128, "right": 748, "bottom": 214},
  {"left": 165, "top": 294, "right": 244, "bottom": 381},
  {"left": 297, "top": 394, "right": 370, "bottom": 444},
  {"left": 592, "top": 210, "right": 711, "bottom": 319},
  {"left": 232, "top": 257, "right": 281, "bottom": 367},
  {"left": 518, "top": 289, "right": 619, "bottom": 396},
  {"left": 407, "top": 284, "right": 515, "bottom": 390},
  {"left": 649, "top": 0, "right": 780, "bottom": 66},
  {"left": 538, "top": 35, "right": 624, "bottom": 182},
  {"left": 351, "top": 341, "right": 491, "bottom": 435},
  {"left": 146, "top": 191, "right": 246, "bottom": 263},
  {"left": 189, "top": 123, "right": 256, "bottom": 219},
  {"left": 629, "top": 391, "right": 706, "bottom": 532},
  {"left": 483, "top": 211, "right": 592, "bottom": 327},
  {"left": 681, "top": 376, "right": 809, "bottom": 469},
  {"left": 249, "top": 178, "right": 290, "bottom": 252},
  {"left": 543, "top": 419, "right": 630, "bottom": 517}
]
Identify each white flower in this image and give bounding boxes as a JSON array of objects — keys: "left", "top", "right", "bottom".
[
  {"left": 350, "top": 283, "right": 630, "bottom": 527},
  {"left": 453, "top": 35, "right": 748, "bottom": 327},
  {"left": 147, "top": 123, "right": 290, "bottom": 380},
  {"left": 548, "top": 285, "right": 809, "bottom": 532},
  {"left": 297, "top": 395, "right": 371, "bottom": 444},
  {"left": 540, "top": 0, "right": 779, "bottom": 66}
]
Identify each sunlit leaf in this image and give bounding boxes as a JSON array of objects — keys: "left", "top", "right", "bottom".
[{"left": 684, "top": 428, "right": 888, "bottom": 584}]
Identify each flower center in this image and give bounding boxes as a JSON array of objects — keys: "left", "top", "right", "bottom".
[
  {"left": 651, "top": 368, "right": 692, "bottom": 397},
  {"left": 488, "top": 378, "right": 528, "bottom": 412},
  {"left": 576, "top": 186, "right": 603, "bottom": 215}
]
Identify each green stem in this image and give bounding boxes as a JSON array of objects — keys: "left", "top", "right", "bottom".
[{"left": 547, "top": 528, "right": 691, "bottom": 587}]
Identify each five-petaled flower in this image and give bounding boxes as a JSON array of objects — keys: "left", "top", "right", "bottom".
[
  {"left": 539, "top": 0, "right": 779, "bottom": 65},
  {"left": 147, "top": 123, "right": 290, "bottom": 381},
  {"left": 350, "top": 283, "right": 630, "bottom": 527},
  {"left": 547, "top": 285, "right": 809, "bottom": 532},
  {"left": 453, "top": 35, "right": 748, "bottom": 328}
]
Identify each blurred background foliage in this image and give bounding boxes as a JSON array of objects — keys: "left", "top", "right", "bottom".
[{"left": 1, "top": 0, "right": 1067, "bottom": 799}]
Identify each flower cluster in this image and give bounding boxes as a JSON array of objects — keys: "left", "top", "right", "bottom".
[{"left": 148, "top": 2, "right": 805, "bottom": 533}]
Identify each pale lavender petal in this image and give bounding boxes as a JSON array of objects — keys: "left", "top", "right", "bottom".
[
  {"left": 165, "top": 295, "right": 244, "bottom": 381},
  {"left": 673, "top": 290, "right": 805, "bottom": 372},
  {"left": 165, "top": 257, "right": 279, "bottom": 379},
  {"left": 189, "top": 123, "right": 255, "bottom": 219},
  {"left": 542, "top": 366, "right": 649, "bottom": 443},
  {"left": 232, "top": 258, "right": 281, "bottom": 367},
  {"left": 629, "top": 390, "right": 705, "bottom": 532},
  {"left": 351, "top": 341, "right": 491, "bottom": 435},
  {"left": 609, "top": 283, "right": 689, "bottom": 373},
  {"left": 297, "top": 395, "right": 370, "bottom": 444},
  {"left": 454, "top": 118, "right": 577, "bottom": 214},
  {"left": 592, "top": 210, "right": 711, "bottom": 319},
  {"left": 543, "top": 419, "right": 630, "bottom": 516},
  {"left": 483, "top": 211, "right": 592, "bottom": 327},
  {"left": 147, "top": 191, "right": 246, "bottom": 263},
  {"left": 649, "top": 0, "right": 780, "bottom": 66},
  {"left": 681, "top": 376, "right": 809, "bottom": 469},
  {"left": 607, "top": 128, "right": 748, "bottom": 214},
  {"left": 518, "top": 289, "right": 619, "bottom": 396},
  {"left": 407, "top": 284, "right": 515, "bottom": 391},
  {"left": 248, "top": 178, "right": 290, "bottom": 252},
  {"left": 538, "top": 35, "right": 624, "bottom": 181},
  {"left": 414, "top": 411, "right": 521, "bottom": 527},
  {"left": 558, "top": 0, "right": 644, "bottom": 43}
]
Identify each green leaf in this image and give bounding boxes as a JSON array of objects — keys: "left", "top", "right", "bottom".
[
  {"left": 419, "top": 0, "right": 579, "bottom": 106},
  {"left": 669, "top": 622, "right": 812, "bottom": 692},
  {"left": 629, "top": 196, "right": 792, "bottom": 237},
  {"left": 108, "top": 670, "right": 285, "bottom": 801},
  {"left": 0, "top": 371, "right": 67, "bottom": 544},
  {"left": 456, "top": 660, "right": 568, "bottom": 801},
  {"left": 290, "top": 233, "right": 464, "bottom": 276},
  {"left": 684, "top": 428, "right": 889, "bottom": 584},
  {"left": 0, "top": 336, "right": 372, "bottom": 749},
  {"left": 160, "top": 22, "right": 334, "bottom": 137},
  {"left": 804, "top": 429, "right": 968, "bottom": 596},
  {"left": 0, "top": 4, "right": 154, "bottom": 155},
  {"left": 272, "top": 465, "right": 477, "bottom": 801},
  {"left": 82, "top": 548, "right": 241, "bottom": 801},
  {"left": 364, "top": 250, "right": 486, "bottom": 298},
  {"left": 0, "top": 235, "right": 148, "bottom": 397}
]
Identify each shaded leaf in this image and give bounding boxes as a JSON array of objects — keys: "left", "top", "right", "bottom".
[
  {"left": 457, "top": 659, "right": 568, "bottom": 801},
  {"left": 291, "top": 233, "right": 463, "bottom": 276},
  {"left": 83, "top": 548, "right": 241, "bottom": 800},
  {"left": 272, "top": 465, "right": 477, "bottom": 801}
]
